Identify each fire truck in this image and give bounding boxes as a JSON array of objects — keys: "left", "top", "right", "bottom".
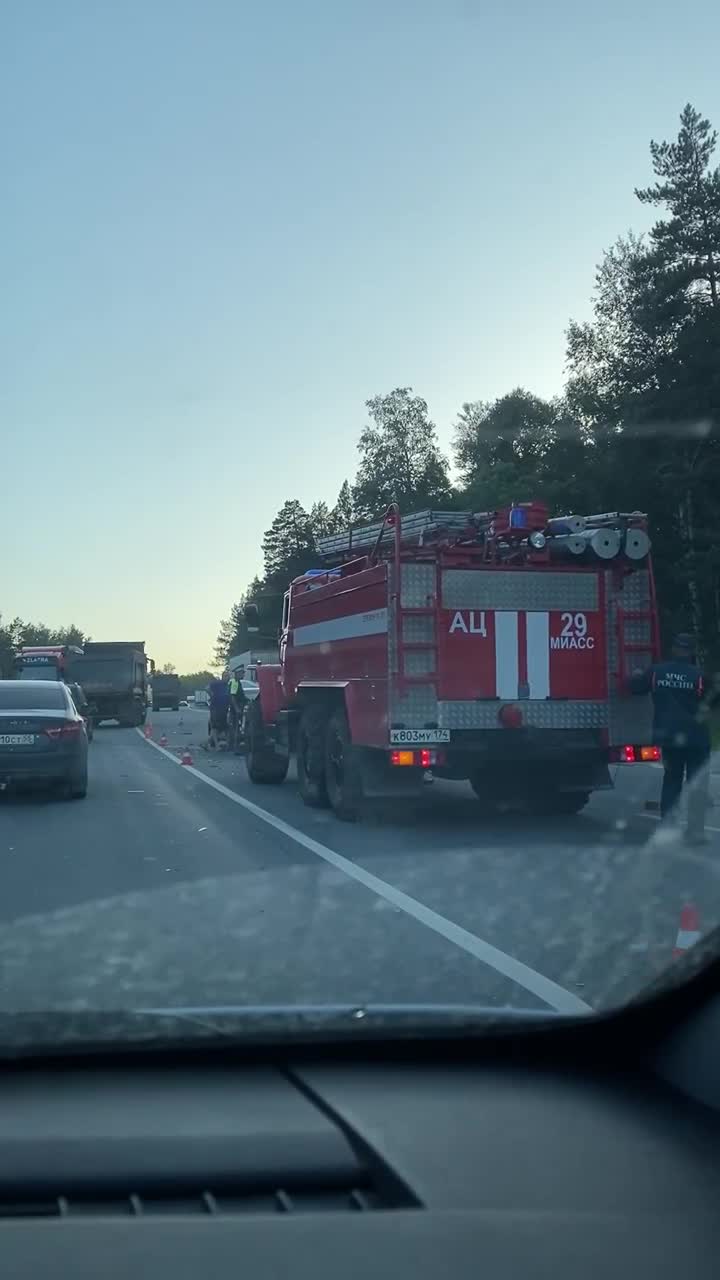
[
  {"left": 244, "top": 502, "right": 660, "bottom": 821},
  {"left": 14, "top": 644, "right": 84, "bottom": 682}
]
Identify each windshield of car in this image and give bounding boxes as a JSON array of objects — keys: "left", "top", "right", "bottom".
[
  {"left": 0, "top": 684, "right": 67, "bottom": 711},
  {"left": 2, "top": 2, "right": 720, "bottom": 1051}
]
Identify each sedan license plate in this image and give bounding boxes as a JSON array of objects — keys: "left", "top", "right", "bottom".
[{"left": 0, "top": 734, "right": 35, "bottom": 746}]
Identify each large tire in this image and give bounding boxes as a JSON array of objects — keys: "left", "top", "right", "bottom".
[
  {"left": 297, "top": 705, "right": 329, "bottom": 807},
  {"left": 324, "top": 709, "right": 363, "bottom": 822},
  {"left": 245, "top": 702, "right": 288, "bottom": 785},
  {"left": 526, "top": 790, "right": 590, "bottom": 816}
]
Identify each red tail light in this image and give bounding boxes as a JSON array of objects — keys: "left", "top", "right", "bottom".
[
  {"left": 609, "top": 744, "right": 661, "bottom": 763},
  {"left": 390, "top": 748, "right": 446, "bottom": 768},
  {"left": 44, "top": 721, "right": 84, "bottom": 741}
]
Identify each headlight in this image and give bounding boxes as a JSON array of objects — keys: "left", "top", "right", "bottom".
[{"left": 529, "top": 531, "right": 546, "bottom": 549}]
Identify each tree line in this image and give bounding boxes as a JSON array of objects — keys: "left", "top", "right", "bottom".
[
  {"left": 0, "top": 619, "right": 210, "bottom": 696},
  {"left": 216, "top": 105, "right": 720, "bottom": 667},
  {"left": 0, "top": 618, "right": 88, "bottom": 679}
]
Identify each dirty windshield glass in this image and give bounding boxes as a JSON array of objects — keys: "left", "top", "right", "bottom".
[{"left": 1, "top": 1, "right": 720, "bottom": 1048}]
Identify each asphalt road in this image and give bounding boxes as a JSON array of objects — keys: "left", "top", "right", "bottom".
[{"left": 1, "top": 703, "right": 719, "bottom": 1019}]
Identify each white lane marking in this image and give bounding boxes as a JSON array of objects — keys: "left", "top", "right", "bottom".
[
  {"left": 495, "top": 611, "right": 518, "bottom": 699},
  {"left": 135, "top": 729, "right": 591, "bottom": 1015}
]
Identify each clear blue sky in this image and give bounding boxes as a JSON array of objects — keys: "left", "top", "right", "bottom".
[{"left": 3, "top": 0, "right": 718, "bottom": 670}]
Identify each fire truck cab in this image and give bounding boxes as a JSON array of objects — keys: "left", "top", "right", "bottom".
[{"left": 245, "top": 502, "right": 660, "bottom": 821}]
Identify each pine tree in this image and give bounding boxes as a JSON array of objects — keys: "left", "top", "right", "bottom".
[
  {"left": 262, "top": 499, "right": 316, "bottom": 582},
  {"left": 227, "top": 602, "right": 247, "bottom": 657},
  {"left": 213, "top": 617, "right": 233, "bottom": 667},
  {"left": 566, "top": 104, "right": 720, "bottom": 658},
  {"left": 330, "top": 480, "right": 354, "bottom": 531},
  {"left": 309, "top": 500, "right": 333, "bottom": 538},
  {"left": 635, "top": 104, "right": 720, "bottom": 311}
]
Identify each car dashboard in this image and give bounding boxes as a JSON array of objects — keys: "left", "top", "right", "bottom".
[{"left": 1, "top": 970, "right": 719, "bottom": 1279}]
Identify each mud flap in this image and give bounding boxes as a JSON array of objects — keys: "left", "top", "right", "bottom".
[{"left": 361, "top": 751, "right": 426, "bottom": 800}]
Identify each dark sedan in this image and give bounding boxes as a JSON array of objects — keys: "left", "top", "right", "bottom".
[{"left": 0, "top": 680, "right": 89, "bottom": 798}]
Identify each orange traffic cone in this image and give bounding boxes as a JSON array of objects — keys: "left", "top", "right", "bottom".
[
  {"left": 181, "top": 748, "right": 193, "bottom": 766},
  {"left": 673, "top": 904, "right": 701, "bottom": 958},
  {"left": 144, "top": 723, "right": 153, "bottom": 739},
  {"left": 159, "top": 734, "right": 168, "bottom": 748}
]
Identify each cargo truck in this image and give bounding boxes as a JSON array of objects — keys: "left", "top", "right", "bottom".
[
  {"left": 68, "top": 642, "right": 152, "bottom": 727},
  {"left": 151, "top": 672, "right": 181, "bottom": 712},
  {"left": 14, "top": 645, "right": 83, "bottom": 682}
]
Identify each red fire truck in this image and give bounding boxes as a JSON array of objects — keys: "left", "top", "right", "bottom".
[{"left": 244, "top": 502, "right": 661, "bottom": 821}]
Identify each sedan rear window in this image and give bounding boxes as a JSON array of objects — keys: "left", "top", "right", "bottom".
[{"left": 0, "top": 683, "right": 68, "bottom": 710}]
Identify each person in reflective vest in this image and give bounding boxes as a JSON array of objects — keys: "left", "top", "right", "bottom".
[
  {"left": 227, "top": 666, "right": 247, "bottom": 751},
  {"left": 630, "top": 633, "right": 711, "bottom": 845}
]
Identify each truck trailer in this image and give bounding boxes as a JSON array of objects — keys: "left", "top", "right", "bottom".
[
  {"left": 151, "top": 672, "right": 181, "bottom": 712},
  {"left": 68, "top": 642, "right": 151, "bottom": 727}
]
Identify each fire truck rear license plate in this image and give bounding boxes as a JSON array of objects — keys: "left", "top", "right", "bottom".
[{"left": 390, "top": 729, "right": 450, "bottom": 744}]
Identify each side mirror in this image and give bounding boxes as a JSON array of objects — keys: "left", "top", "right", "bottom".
[{"left": 244, "top": 604, "right": 260, "bottom": 634}]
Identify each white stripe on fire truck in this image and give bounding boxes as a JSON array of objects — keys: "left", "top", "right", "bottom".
[
  {"left": 494, "top": 612, "right": 518, "bottom": 699},
  {"left": 293, "top": 607, "right": 389, "bottom": 648},
  {"left": 526, "top": 611, "right": 550, "bottom": 699}
]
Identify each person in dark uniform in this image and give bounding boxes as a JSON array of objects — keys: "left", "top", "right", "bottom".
[
  {"left": 207, "top": 672, "right": 231, "bottom": 749},
  {"left": 630, "top": 633, "right": 711, "bottom": 845}
]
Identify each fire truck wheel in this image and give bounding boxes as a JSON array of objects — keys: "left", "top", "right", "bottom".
[
  {"left": 324, "top": 709, "right": 363, "bottom": 822},
  {"left": 297, "top": 706, "right": 330, "bottom": 807},
  {"left": 245, "top": 703, "right": 289, "bottom": 785}
]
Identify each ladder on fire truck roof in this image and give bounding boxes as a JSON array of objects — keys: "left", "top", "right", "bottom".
[{"left": 315, "top": 506, "right": 649, "bottom": 558}]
